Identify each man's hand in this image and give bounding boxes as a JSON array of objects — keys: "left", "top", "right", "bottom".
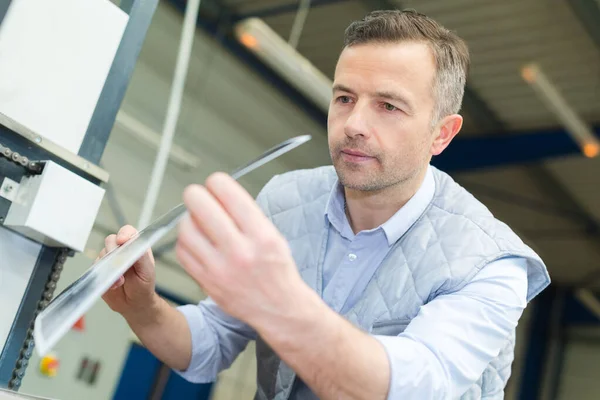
[
  {"left": 99, "top": 225, "right": 193, "bottom": 372},
  {"left": 100, "top": 225, "right": 159, "bottom": 323},
  {"left": 175, "top": 172, "right": 391, "bottom": 400},
  {"left": 175, "top": 172, "right": 309, "bottom": 329}
]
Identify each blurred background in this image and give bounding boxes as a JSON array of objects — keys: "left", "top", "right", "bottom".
[{"left": 3, "top": 0, "right": 600, "bottom": 399}]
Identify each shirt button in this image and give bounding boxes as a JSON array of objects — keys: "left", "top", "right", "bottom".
[{"left": 348, "top": 253, "right": 357, "bottom": 262}]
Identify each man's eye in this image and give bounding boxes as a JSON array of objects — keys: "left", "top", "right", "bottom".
[
  {"left": 384, "top": 103, "right": 397, "bottom": 111},
  {"left": 337, "top": 96, "right": 351, "bottom": 103}
]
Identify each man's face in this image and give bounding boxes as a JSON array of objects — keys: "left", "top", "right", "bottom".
[{"left": 327, "top": 41, "right": 440, "bottom": 192}]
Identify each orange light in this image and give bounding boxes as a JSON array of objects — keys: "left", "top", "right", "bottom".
[
  {"left": 583, "top": 143, "right": 599, "bottom": 158},
  {"left": 239, "top": 33, "right": 258, "bottom": 49},
  {"left": 521, "top": 65, "right": 537, "bottom": 83}
]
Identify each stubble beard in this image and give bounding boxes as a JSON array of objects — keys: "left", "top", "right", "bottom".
[{"left": 331, "top": 149, "right": 409, "bottom": 193}]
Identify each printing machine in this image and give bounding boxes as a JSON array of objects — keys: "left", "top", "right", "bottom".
[{"left": 0, "top": 0, "right": 158, "bottom": 396}]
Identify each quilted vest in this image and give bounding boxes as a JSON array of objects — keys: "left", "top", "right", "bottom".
[{"left": 253, "top": 165, "right": 550, "bottom": 400}]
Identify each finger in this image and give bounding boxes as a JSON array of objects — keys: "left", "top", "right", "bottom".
[
  {"left": 204, "top": 172, "right": 273, "bottom": 237},
  {"left": 177, "top": 215, "right": 223, "bottom": 272},
  {"left": 146, "top": 248, "right": 155, "bottom": 265},
  {"left": 117, "top": 225, "right": 138, "bottom": 245},
  {"left": 109, "top": 275, "right": 125, "bottom": 290},
  {"left": 105, "top": 234, "right": 118, "bottom": 252},
  {"left": 175, "top": 239, "right": 209, "bottom": 291},
  {"left": 116, "top": 223, "right": 154, "bottom": 283},
  {"left": 97, "top": 247, "right": 107, "bottom": 261},
  {"left": 183, "top": 184, "right": 244, "bottom": 252}
]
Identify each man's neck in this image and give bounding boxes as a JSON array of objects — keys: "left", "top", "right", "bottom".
[{"left": 344, "top": 168, "right": 428, "bottom": 234}]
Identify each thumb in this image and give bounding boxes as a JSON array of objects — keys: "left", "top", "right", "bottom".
[
  {"left": 116, "top": 225, "right": 139, "bottom": 245},
  {"left": 115, "top": 225, "right": 155, "bottom": 283}
]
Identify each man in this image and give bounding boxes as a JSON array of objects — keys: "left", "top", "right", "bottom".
[{"left": 100, "top": 9, "right": 550, "bottom": 400}]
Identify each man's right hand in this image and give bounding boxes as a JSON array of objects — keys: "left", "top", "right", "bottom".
[
  {"left": 97, "top": 225, "right": 193, "bottom": 372},
  {"left": 99, "top": 225, "right": 158, "bottom": 322}
]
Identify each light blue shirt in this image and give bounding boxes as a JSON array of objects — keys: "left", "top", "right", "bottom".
[{"left": 176, "top": 165, "right": 528, "bottom": 399}]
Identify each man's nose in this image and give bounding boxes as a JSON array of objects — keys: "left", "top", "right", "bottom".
[{"left": 344, "top": 102, "right": 371, "bottom": 139}]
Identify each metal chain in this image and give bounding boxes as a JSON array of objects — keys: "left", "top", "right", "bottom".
[
  {"left": 1, "top": 141, "right": 67, "bottom": 389},
  {"left": 7, "top": 248, "right": 71, "bottom": 391},
  {"left": 0, "top": 142, "right": 43, "bottom": 174}
]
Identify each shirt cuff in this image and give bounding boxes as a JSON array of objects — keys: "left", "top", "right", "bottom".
[
  {"left": 173, "top": 304, "right": 220, "bottom": 383},
  {"left": 374, "top": 334, "right": 448, "bottom": 400}
]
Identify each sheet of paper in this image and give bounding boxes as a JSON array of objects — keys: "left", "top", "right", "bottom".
[
  {"left": 33, "top": 135, "right": 311, "bottom": 356},
  {"left": 0, "top": 0, "right": 128, "bottom": 154}
]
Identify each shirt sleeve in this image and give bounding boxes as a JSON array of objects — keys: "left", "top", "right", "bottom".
[
  {"left": 173, "top": 297, "right": 257, "bottom": 383},
  {"left": 373, "top": 256, "right": 529, "bottom": 399}
]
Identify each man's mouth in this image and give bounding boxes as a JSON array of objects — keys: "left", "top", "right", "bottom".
[{"left": 340, "top": 149, "right": 373, "bottom": 162}]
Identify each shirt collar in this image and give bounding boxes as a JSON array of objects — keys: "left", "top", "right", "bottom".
[{"left": 325, "top": 165, "right": 435, "bottom": 246}]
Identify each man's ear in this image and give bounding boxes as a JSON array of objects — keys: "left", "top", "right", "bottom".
[{"left": 431, "top": 114, "right": 463, "bottom": 156}]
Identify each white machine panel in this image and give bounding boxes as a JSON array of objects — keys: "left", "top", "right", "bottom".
[
  {"left": 5, "top": 162, "right": 105, "bottom": 253},
  {"left": 0, "top": 0, "right": 128, "bottom": 154},
  {"left": 0, "top": 227, "right": 42, "bottom": 355}
]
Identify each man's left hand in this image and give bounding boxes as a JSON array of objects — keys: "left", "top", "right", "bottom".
[
  {"left": 176, "top": 173, "right": 392, "bottom": 400},
  {"left": 175, "top": 172, "right": 307, "bottom": 329}
]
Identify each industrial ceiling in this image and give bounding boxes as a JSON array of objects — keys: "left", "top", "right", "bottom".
[{"left": 130, "top": 0, "right": 600, "bottom": 287}]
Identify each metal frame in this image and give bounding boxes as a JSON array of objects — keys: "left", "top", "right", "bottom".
[
  {"left": 0, "top": 123, "right": 109, "bottom": 224},
  {"left": 0, "top": 112, "right": 109, "bottom": 184},
  {"left": 78, "top": 0, "right": 160, "bottom": 165},
  {"left": 432, "top": 126, "right": 600, "bottom": 171},
  {"left": 0, "top": 247, "right": 65, "bottom": 387},
  {"left": 0, "top": 0, "right": 159, "bottom": 389},
  {"left": 0, "top": 160, "right": 24, "bottom": 224}
]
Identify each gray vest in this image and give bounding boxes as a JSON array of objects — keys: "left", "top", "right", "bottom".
[{"left": 253, "top": 165, "right": 550, "bottom": 400}]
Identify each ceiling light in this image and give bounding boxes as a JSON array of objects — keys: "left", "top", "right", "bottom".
[
  {"left": 522, "top": 63, "right": 599, "bottom": 159},
  {"left": 233, "top": 17, "right": 333, "bottom": 113}
]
